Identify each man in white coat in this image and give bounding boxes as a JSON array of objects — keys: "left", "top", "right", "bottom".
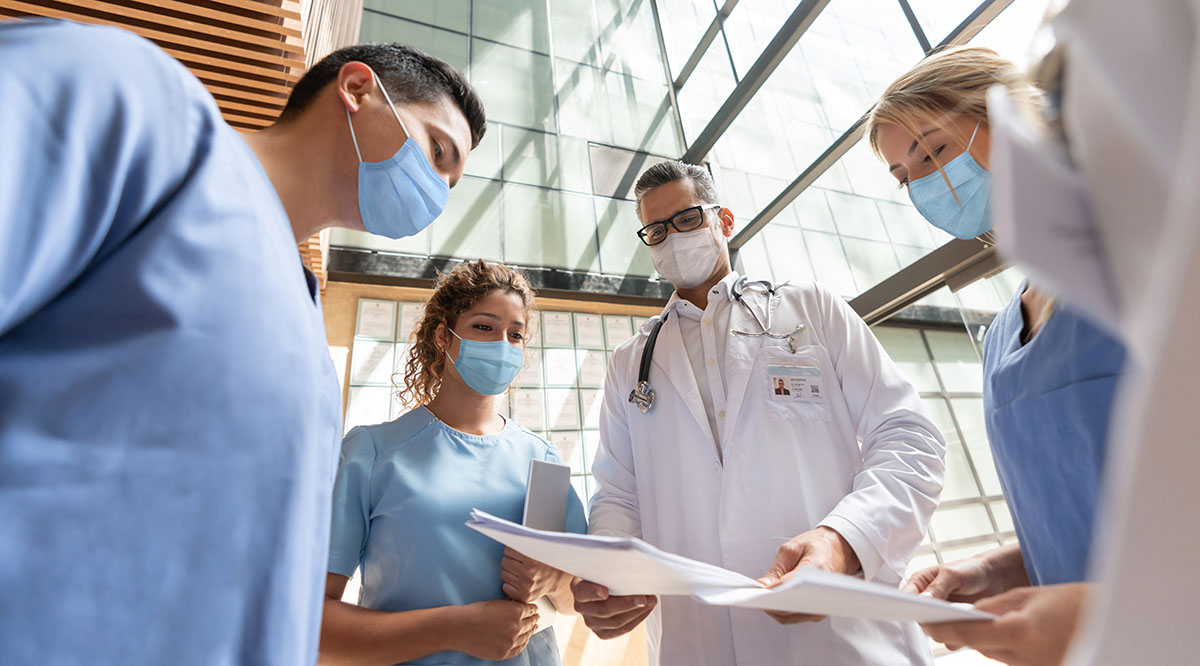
[{"left": 572, "top": 161, "right": 947, "bottom": 665}]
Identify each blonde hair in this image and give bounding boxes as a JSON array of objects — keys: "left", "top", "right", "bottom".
[
  {"left": 868, "top": 46, "right": 1036, "bottom": 167},
  {"left": 869, "top": 46, "right": 1054, "bottom": 329},
  {"left": 397, "top": 260, "right": 536, "bottom": 407}
]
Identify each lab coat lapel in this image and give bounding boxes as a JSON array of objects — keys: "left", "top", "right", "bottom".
[
  {"left": 650, "top": 313, "right": 716, "bottom": 444},
  {"left": 722, "top": 291, "right": 778, "bottom": 430}
]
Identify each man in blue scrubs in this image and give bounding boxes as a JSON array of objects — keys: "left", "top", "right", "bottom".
[{"left": 0, "top": 19, "right": 484, "bottom": 664}]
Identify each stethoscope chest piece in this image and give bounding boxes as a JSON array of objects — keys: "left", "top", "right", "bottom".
[
  {"left": 629, "top": 380, "right": 655, "bottom": 414},
  {"left": 629, "top": 311, "right": 669, "bottom": 415}
]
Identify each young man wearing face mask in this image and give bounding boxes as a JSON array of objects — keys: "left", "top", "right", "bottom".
[
  {"left": 0, "top": 20, "right": 482, "bottom": 664},
  {"left": 571, "top": 162, "right": 947, "bottom": 665}
]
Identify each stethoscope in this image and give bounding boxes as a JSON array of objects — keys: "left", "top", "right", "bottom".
[{"left": 628, "top": 277, "right": 806, "bottom": 414}]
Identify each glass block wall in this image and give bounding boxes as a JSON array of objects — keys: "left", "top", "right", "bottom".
[{"left": 874, "top": 327, "right": 1018, "bottom": 575}]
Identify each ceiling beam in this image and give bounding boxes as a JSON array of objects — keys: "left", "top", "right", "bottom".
[
  {"left": 680, "top": 0, "right": 831, "bottom": 164},
  {"left": 672, "top": 0, "right": 739, "bottom": 91}
]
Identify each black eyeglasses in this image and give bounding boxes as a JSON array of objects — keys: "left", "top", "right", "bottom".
[{"left": 636, "top": 204, "right": 721, "bottom": 247}]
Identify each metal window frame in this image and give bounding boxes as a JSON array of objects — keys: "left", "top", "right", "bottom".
[
  {"left": 722, "top": 0, "right": 1016, "bottom": 323},
  {"left": 671, "top": 0, "right": 740, "bottom": 90},
  {"left": 897, "top": 0, "right": 933, "bottom": 54},
  {"left": 680, "top": 0, "right": 832, "bottom": 164}
]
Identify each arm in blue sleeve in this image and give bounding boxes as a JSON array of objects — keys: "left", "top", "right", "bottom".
[{"left": 328, "top": 427, "right": 379, "bottom": 577}]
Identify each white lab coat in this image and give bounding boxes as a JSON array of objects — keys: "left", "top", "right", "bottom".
[
  {"left": 589, "top": 275, "right": 945, "bottom": 665},
  {"left": 986, "top": 1, "right": 1200, "bottom": 664}
]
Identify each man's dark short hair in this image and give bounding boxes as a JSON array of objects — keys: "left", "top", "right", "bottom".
[
  {"left": 633, "top": 161, "right": 719, "bottom": 222},
  {"left": 280, "top": 43, "right": 486, "bottom": 148}
]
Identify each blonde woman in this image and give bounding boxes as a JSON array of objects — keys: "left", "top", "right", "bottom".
[
  {"left": 868, "top": 47, "right": 1125, "bottom": 663},
  {"left": 320, "top": 260, "right": 586, "bottom": 665}
]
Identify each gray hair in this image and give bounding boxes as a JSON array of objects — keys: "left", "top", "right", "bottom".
[{"left": 633, "top": 161, "right": 719, "bottom": 222}]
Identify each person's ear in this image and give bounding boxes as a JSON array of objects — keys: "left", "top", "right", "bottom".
[
  {"left": 336, "top": 61, "right": 377, "bottom": 114},
  {"left": 718, "top": 207, "right": 736, "bottom": 237},
  {"left": 435, "top": 323, "right": 448, "bottom": 353}
]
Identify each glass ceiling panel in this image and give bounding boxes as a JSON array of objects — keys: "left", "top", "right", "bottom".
[
  {"left": 720, "top": 0, "right": 798, "bottom": 75},
  {"left": 656, "top": 0, "right": 719, "bottom": 79},
  {"left": 708, "top": 0, "right": 923, "bottom": 237},
  {"left": 675, "top": 30, "right": 739, "bottom": 144},
  {"left": 905, "top": 0, "right": 976, "bottom": 46}
]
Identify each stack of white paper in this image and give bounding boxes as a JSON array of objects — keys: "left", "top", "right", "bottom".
[
  {"left": 469, "top": 509, "right": 756, "bottom": 596},
  {"left": 694, "top": 569, "right": 993, "bottom": 624},
  {"left": 467, "top": 509, "right": 992, "bottom": 623}
]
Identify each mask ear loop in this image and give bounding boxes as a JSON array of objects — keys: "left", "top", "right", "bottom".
[
  {"left": 966, "top": 120, "right": 981, "bottom": 152},
  {"left": 443, "top": 326, "right": 464, "bottom": 366},
  {"left": 344, "top": 66, "right": 411, "bottom": 163},
  {"left": 370, "top": 68, "right": 413, "bottom": 141},
  {"left": 345, "top": 107, "right": 364, "bottom": 162}
]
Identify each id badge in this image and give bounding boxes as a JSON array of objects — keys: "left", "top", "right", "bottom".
[{"left": 766, "top": 362, "right": 824, "bottom": 403}]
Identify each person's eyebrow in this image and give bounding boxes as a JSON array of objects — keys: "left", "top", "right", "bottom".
[
  {"left": 907, "top": 127, "right": 941, "bottom": 156},
  {"left": 651, "top": 206, "right": 699, "bottom": 226}
]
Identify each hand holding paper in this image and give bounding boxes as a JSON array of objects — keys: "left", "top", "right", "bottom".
[
  {"left": 757, "top": 526, "right": 862, "bottom": 624},
  {"left": 467, "top": 509, "right": 992, "bottom": 623}
]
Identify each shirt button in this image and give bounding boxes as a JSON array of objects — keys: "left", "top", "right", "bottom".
[
  {"left": 707, "top": 359, "right": 715, "bottom": 366},
  {"left": 703, "top": 317, "right": 711, "bottom": 325},
  {"left": 719, "top": 410, "right": 726, "bottom": 418}
]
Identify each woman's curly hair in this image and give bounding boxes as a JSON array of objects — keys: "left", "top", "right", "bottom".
[{"left": 397, "top": 260, "right": 536, "bottom": 407}]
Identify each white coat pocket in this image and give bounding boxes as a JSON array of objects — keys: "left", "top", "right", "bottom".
[{"left": 758, "top": 345, "right": 830, "bottom": 422}]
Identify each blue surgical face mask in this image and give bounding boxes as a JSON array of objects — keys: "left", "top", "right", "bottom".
[
  {"left": 445, "top": 328, "right": 524, "bottom": 396},
  {"left": 907, "top": 122, "right": 993, "bottom": 240},
  {"left": 345, "top": 69, "right": 449, "bottom": 239}
]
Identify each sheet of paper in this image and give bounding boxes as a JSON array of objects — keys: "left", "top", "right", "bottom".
[
  {"left": 542, "top": 312, "right": 573, "bottom": 347},
  {"left": 578, "top": 350, "right": 607, "bottom": 387},
  {"left": 543, "top": 349, "right": 578, "bottom": 386},
  {"left": 357, "top": 299, "right": 396, "bottom": 340},
  {"left": 579, "top": 389, "right": 603, "bottom": 429},
  {"left": 350, "top": 340, "right": 395, "bottom": 386},
  {"left": 468, "top": 510, "right": 757, "bottom": 596},
  {"left": 345, "top": 386, "right": 392, "bottom": 433},
  {"left": 467, "top": 511, "right": 994, "bottom": 623},
  {"left": 603, "top": 316, "right": 633, "bottom": 350},
  {"left": 574, "top": 314, "right": 605, "bottom": 348},
  {"left": 693, "top": 568, "right": 993, "bottom": 624},
  {"left": 398, "top": 303, "right": 424, "bottom": 342},
  {"left": 548, "top": 431, "right": 584, "bottom": 473},
  {"left": 511, "top": 389, "right": 545, "bottom": 430},
  {"left": 546, "top": 388, "right": 580, "bottom": 430},
  {"left": 516, "top": 350, "right": 543, "bottom": 387}
]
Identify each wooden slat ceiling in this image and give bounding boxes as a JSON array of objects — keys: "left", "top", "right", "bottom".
[
  {"left": 0, "top": 0, "right": 365, "bottom": 290},
  {"left": 0, "top": 0, "right": 305, "bottom": 128}
]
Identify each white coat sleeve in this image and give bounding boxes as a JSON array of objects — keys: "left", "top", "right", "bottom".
[
  {"left": 587, "top": 348, "right": 643, "bottom": 539},
  {"left": 811, "top": 283, "right": 946, "bottom": 583}
]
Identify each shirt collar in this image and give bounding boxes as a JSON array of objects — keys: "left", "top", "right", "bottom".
[{"left": 663, "top": 271, "right": 742, "bottom": 316}]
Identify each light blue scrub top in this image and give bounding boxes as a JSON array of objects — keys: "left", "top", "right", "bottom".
[
  {"left": 330, "top": 407, "right": 588, "bottom": 666},
  {"left": 982, "top": 283, "right": 1125, "bottom": 585},
  {"left": 0, "top": 20, "right": 341, "bottom": 664}
]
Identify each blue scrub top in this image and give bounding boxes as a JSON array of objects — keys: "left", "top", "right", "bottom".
[
  {"left": 330, "top": 407, "right": 588, "bottom": 666},
  {"left": 982, "top": 283, "right": 1125, "bottom": 585},
  {"left": 0, "top": 20, "right": 341, "bottom": 664}
]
